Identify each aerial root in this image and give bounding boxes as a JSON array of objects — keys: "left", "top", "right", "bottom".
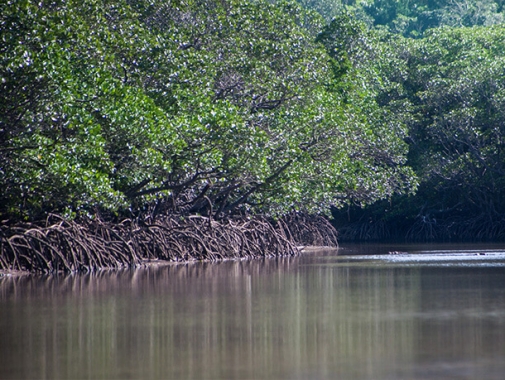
[
  {"left": 0, "top": 215, "right": 142, "bottom": 273},
  {"left": 1, "top": 213, "right": 331, "bottom": 273},
  {"left": 276, "top": 212, "right": 339, "bottom": 247}
]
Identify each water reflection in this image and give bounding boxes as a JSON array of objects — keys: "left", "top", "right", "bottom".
[{"left": 1, "top": 247, "right": 505, "bottom": 379}]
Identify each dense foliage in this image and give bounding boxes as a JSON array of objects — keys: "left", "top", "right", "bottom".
[
  {"left": 281, "top": 0, "right": 505, "bottom": 241},
  {"left": 334, "top": 25, "right": 505, "bottom": 240},
  {"left": 0, "top": 0, "right": 415, "bottom": 222},
  {"left": 4, "top": 0, "right": 505, "bottom": 242},
  {"left": 293, "top": 0, "right": 505, "bottom": 37}
]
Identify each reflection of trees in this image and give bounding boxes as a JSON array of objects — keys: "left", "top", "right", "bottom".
[
  {"left": 0, "top": 262, "right": 421, "bottom": 378},
  {"left": 1, "top": 263, "right": 504, "bottom": 378}
]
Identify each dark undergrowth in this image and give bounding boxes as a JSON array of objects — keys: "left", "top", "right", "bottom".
[{"left": 333, "top": 211, "right": 505, "bottom": 242}]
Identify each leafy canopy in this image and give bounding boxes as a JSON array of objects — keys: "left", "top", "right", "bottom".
[{"left": 0, "top": 0, "right": 415, "bottom": 221}]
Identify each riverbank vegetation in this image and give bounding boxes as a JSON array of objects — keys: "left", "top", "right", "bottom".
[
  {"left": 334, "top": 25, "right": 505, "bottom": 241},
  {"left": 1, "top": 213, "right": 339, "bottom": 273},
  {"left": 316, "top": 1, "right": 505, "bottom": 241},
  {"left": 1, "top": 0, "right": 412, "bottom": 272},
  {"left": 1, "top": 0, "right": 505, "bottom": 272}
]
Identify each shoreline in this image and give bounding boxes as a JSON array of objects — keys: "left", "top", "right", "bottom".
[
  {"left": 0, "top": 246, "right": 340, "bottom": 278},
  {"left": 0, "top": 214, "right": 339, "bottom": 275}
]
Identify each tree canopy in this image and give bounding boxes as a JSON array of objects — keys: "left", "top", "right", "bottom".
[
  {"left": 334, "top": 24, "right": 505, "bottom": 240},
  {"left": 5, "top": 0, "right": 505, "bottom": 241},
  {"left": 292, "top": 0, "right": 505, "bottom": 37},
  {"left": 1, "top": 0, "right": 415, "bottom": 222}
]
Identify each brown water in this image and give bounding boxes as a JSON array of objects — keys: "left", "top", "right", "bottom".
[{"left": 1, "top": 243, "right": 505, "bottom": 379}]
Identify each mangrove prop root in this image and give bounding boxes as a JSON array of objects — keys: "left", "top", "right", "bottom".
[
  {"left": 0, "top": 212, "right": 341, "bottom": 273},
  {"left": 276, "top": 212, "right": 339, "bottom": 247}
]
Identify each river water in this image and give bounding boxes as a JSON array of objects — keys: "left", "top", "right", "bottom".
[{"left": 1, "top": 243, "right": 505, "bottom": 379}]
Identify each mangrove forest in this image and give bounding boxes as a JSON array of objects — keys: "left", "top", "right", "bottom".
[{"left": 2, "top": 0, "right": 505, "bottom": 272}]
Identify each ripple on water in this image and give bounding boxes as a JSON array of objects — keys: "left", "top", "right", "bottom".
[{"left": 310, "top": 250, "right": 505, "bottom": 268}]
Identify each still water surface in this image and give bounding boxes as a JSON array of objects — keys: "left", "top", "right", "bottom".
[{"left": 1, "top": 243, "right": 505, "bottom": 379}]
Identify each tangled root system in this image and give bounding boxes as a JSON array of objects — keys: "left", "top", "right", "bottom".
[
  {"left": 0, "top": 215, "right": 141, "bottom": 273},
  {"left": 1, "top": 212, "right": 337, "bottom": 274},
  {"left": 276, "top": 212, "right": 339, "bottom": 247}
]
